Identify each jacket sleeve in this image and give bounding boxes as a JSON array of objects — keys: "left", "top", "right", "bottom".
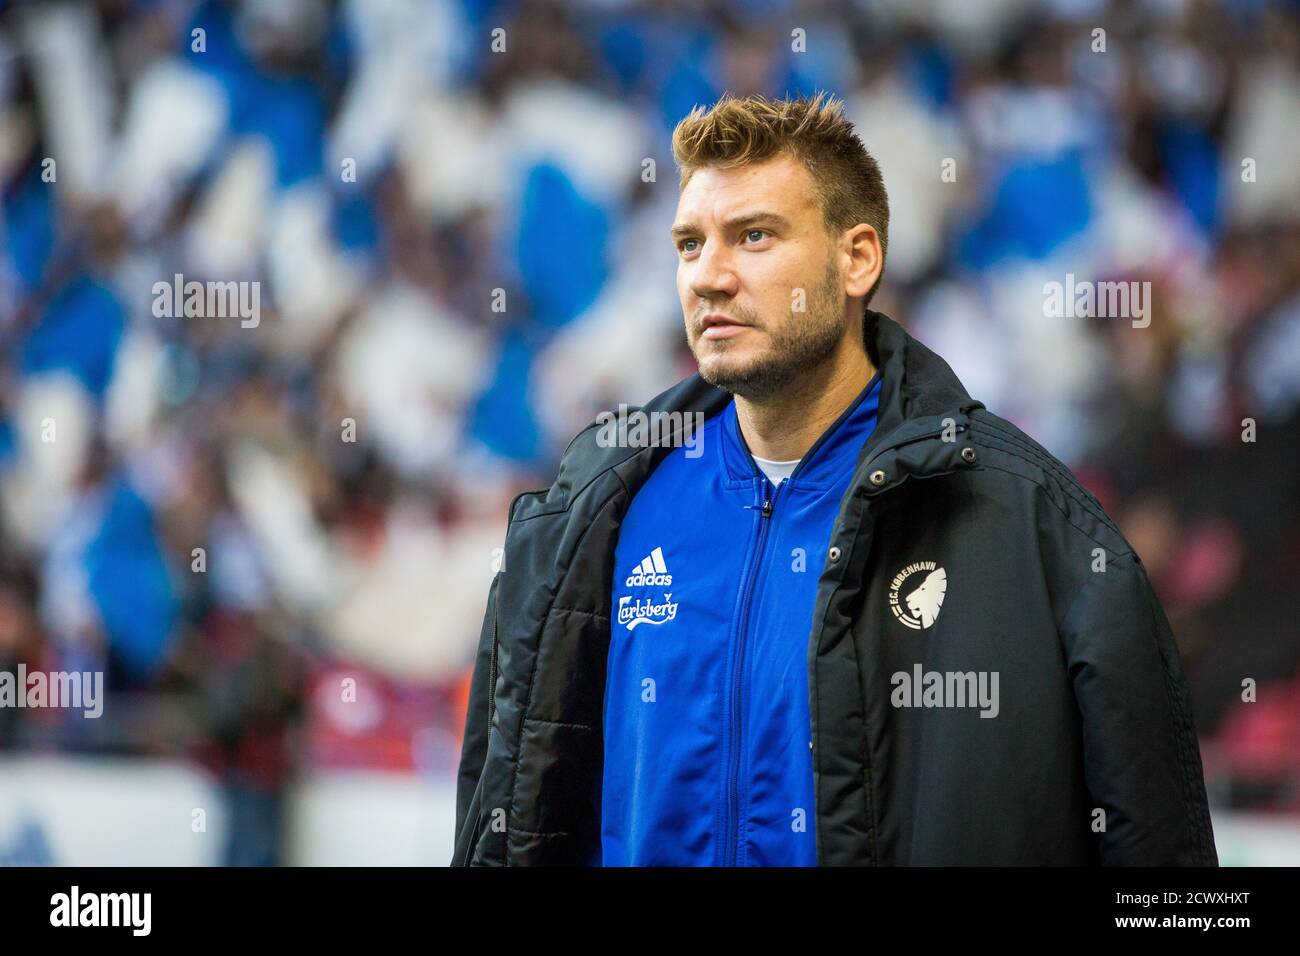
[
  {"left": 450, "top": 570, "right": 500, "bottom": 866},
  {"left": 1059, "top": 550, "right": 1218, "bottom": 865}
]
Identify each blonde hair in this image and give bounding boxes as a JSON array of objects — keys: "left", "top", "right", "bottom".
[{"left": 671, "top": 90, "right": 890, "bottom": 304}]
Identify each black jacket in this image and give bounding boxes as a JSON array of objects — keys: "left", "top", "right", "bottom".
[{"left": 452, "top": 311, "right": 1218, "bottom": 866}]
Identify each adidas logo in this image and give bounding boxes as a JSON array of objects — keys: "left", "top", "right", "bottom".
[{"left": 625, "top": 547, "right": 673, "bottom": 587}]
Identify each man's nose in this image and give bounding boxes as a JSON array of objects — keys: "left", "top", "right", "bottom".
[{"left": 688, "top": 241, "right": 740, "bottom": 301}]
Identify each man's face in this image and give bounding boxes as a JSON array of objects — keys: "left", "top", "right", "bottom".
[{"left": 672, "top": 152, "right": 849, "bottom": 400}]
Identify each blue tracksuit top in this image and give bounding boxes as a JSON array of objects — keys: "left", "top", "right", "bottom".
[{"left": 599, "top": 371, "right": 883, "bottom": 866}]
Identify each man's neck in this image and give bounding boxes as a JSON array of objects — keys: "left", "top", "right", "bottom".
[{"left": 734, "top": 336, "right": 877, "bottom": 464}]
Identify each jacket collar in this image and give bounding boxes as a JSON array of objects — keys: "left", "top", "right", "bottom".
[
  {"left": 863, "top": 308, "right": 979, "bottom": 445},
  {"left": 719, "top": 371, "right": 883, "bottom": 488},
  {"left": 524, "top": 311, "right": 985, "bottom": 518}
]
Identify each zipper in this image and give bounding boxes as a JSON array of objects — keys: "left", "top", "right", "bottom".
[
  {"left": 801, "top": 416, "right": 970, "bottom": 866},
  {"left": 488, "top": 612, "right": 499, "bottom": 728},
  {"left": 724, "top": 475, "right": 783, "bottom": 866}
]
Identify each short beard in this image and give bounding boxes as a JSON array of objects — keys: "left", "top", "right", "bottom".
[{"left": 694, "top": 257, "right": 847, "bottom": 402}]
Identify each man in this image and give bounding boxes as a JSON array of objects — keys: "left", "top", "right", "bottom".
[{"left": 452, "top": 92, "right": 1218, "bottom": 866}]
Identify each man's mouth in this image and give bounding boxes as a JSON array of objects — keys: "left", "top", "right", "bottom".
[{"left": 699, "top": 313, "right": 751, "bottom": 341}]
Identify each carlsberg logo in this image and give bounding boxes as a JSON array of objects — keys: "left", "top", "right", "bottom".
[{"left": 618, "top": 594, "right": 679, "bottom": 630}]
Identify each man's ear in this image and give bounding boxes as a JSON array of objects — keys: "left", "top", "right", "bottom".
[{"left": 841, "top": 224, "right": 883, "bottom": 301}]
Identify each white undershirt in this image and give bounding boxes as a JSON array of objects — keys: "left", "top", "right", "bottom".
[{"left": 751, "top": 454, "right": 801, "bottom": 485}]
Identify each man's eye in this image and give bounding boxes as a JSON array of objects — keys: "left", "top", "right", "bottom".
[
  {"left": 679, "top": 239, "right": 699, "bottom": 254},
  {"left": 744, "top": 229, "right": 769, "bottom": 243}
]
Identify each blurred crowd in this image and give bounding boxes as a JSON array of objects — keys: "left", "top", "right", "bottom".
[{"left": 0, "top": 0, "right": 1297, "bottom": 864}]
